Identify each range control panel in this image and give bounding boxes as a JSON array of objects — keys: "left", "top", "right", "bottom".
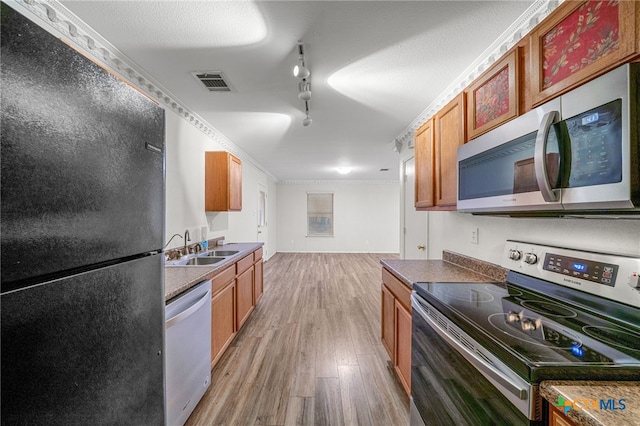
[
  {"left": 501, "top": 240, "right": 640, "bottom": 308},
  {"left": 543, "top": 253, "right": 619, "bottom": 287}
]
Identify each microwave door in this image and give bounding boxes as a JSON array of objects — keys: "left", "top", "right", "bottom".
[{"left": 457, "top": 98, "right": 562, "bottom": 213}]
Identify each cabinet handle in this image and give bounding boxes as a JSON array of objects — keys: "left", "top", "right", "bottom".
[{"left": 417, "top": 245, "right": 425, "bottom": 250}]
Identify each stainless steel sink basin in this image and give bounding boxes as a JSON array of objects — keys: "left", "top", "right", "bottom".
[
  {"left": 199, "top": 250, "right": 239, "bottom": 257},
  {"left": 185, "top": 256, "right": 225, "bottom": 265},
  {"left": 167, "top": 256, "right": 225, "bottom": 266}
]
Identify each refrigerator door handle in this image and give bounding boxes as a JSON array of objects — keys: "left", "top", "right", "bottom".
[{"left": 166, "top": 288, "right": 211, "bottom": 328}]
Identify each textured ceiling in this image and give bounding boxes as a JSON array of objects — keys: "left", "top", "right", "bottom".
[{"left": 58, "top": 0, "right": 535, "bottom": 182}]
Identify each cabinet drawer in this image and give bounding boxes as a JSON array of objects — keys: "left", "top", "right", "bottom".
[
  {"left": 382, "top": 268, "right": 411, "bottom": 312},
  {"left": 236, "top": 254, "right": 253, "bottom": 275},
  {"left": 211, "top": 265, "right": 235, "bottom": 296},
  {"left": 253, "top": 247, "right": 263, "bottom": 262}
]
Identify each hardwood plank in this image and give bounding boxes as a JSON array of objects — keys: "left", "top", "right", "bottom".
[
  {"left": 315, "top": 377, "right": 345, "bottom": 426},
  {"left": 185, "top": 253, "right": 408, "bottom": 426}
]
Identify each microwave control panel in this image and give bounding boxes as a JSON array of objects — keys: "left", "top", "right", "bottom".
[{"left": 542, "top": 253, "right": 618, "bottom": 287}]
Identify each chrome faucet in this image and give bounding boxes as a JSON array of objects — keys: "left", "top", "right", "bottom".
[{"left": 184, "top": 229, "right": 191, "bottom": 255}]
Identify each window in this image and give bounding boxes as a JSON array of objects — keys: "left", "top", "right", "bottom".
[{"left": 307, "top": 193, "right": 333, "bottom": 236}]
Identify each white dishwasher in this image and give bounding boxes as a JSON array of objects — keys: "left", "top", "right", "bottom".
[{"left": 165, "top": 280, "right": 212, "bottom": 426}]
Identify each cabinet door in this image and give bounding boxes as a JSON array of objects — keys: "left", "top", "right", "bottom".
[
  {"left": 211, "top": 282, "right": 235, "bottom": 368},
  {"left": 236, "top": 267, "right": 254, "bottom": 329},
  {"left": 229, "top": 154, "right": 242, "bottom": 211},
  {"left": 254, "top": 258, "right": 264, "bottom": 304},
  {"left": 529, "top": 0, "right": 640, "bottom": 106},
  {"left": 381, "top": 284, "right": 395, "bottom": 360},
  {"left": 549, "top": 404, "right": 577, "bottom": 426},
  {"left": 414, "top": 119, "right": 435, "bottom": 209},
  {"left": 435, "top": 92, "right": 466, "bottom": 207},
  {"left": 395, "top": 300, "right": 412, "bottom": 396}
]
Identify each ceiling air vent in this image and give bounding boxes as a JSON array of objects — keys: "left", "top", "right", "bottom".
[{"left": 192, "top": 71, "right": 232, "bottom": 92}]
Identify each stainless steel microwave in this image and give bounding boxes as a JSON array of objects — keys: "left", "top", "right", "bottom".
[{"left": 457, "top": 63, "right": 639, "bottom": 216}]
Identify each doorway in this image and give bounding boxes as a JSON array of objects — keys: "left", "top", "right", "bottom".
[
  {"left": 402, "top": 156, "right": 427, "bottom": 259},
  {"left": 257, "top": 183, "right": 268, "bottom": 258}
]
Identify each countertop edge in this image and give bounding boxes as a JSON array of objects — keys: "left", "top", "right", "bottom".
[
  {"left": 380, "top": 251, "right": 507, "bottom": 288},
  {"left": 164, "top": 242, "right": 263, "bottom": 301}
]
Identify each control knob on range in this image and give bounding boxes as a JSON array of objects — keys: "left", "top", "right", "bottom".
[
  {"left": 508, "top": 249, "right": 522, "bottom": 261},
  {"left": 523, "top": 253, "right": 538, "bottom": 265},
  {"left": 521, "top": 318, "right": 540, "bottom": 332},
  {"left": 506, "top": 311, "right": 521, "bottom": 323}
]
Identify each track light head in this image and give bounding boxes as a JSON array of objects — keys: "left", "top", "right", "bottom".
[
  {"left": 298, "top": 90, "right": 312, "bottom": 101},
  {"left": 293, "top": 64, "right": 310, "bottom": 79}
]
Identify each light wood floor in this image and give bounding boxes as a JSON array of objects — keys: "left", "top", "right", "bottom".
[{"left": 186, "top": 252, "right": 409, "bottom": 426}]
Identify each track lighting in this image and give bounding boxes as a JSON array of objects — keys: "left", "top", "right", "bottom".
[{"left": 293, "top": 41, "right": 313, "bottom": 127}]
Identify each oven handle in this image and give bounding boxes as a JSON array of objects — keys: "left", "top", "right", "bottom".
[{"left": 411, "top": 295, "right": 528, "bottom": 400}]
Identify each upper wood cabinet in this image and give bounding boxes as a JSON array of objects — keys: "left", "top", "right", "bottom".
[
  {"left": 414, "top": 118, "right": 435, "bottom": 209},
  {"left": 205, "top": 151, "right": 242, "bottom": 211},
  {"left": 434, "top": 92, "right": 466, "bottom": 207},
  {"left": 414, "top": 93, "right": 465, "bottom": 210},
  {"left": 529, "top": 0, "right": 640, "bottom": 106}
]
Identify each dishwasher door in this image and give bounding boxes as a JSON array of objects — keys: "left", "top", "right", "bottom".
[{"left": 165, "top": 280, "right": 212, "bottom": 426}]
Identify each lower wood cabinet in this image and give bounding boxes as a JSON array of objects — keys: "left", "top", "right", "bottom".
[
  {"left": 236, "top": 266, "right": 254, "bottom": 329},
  {"left": 211, "top": 281, "right": 235, "bottom": 368},
  {"left": 381, "top": 267, "right": 412, "bottom": 396},
  {"left": 209, "top": 247, "right": 264, "bottom": 369},
  {"left": 254, "top": 257, "right": 263, "bottom": 303},
  {"left": 548, "top": 403, "right": 577, "bottom": 426}
]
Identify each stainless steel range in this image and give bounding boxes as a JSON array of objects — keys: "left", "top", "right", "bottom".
[{"left": 410, "top": 240, "right": 640, "bottom": 425}]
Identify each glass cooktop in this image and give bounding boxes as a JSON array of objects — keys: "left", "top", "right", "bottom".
[{"left": 413, "top": 277, "right": 640, "bottom": 370}]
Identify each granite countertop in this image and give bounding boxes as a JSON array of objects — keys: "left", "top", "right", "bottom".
[
  {"left": 164, "top": 242, "right": 262, "bottom": 302},
  {"left": 541, "top": 381, "right": 640, "bottom": 426},
  {"left": 380, "top": 250, "right": 508, "bottom": 288}
]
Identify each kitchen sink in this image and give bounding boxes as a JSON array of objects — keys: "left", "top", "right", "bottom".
[
  {"left": 199, "top": 250, "right": 239, "bottom": 257},
  {"left": 167, "top": 256, "right": 225, "bottom": 266}
]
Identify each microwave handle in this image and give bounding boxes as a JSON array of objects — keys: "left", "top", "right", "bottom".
[{"left": 534, "top": 110, "right": 560, "bottom": 202}]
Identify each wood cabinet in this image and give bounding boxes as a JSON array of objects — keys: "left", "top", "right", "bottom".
[
  {"left": 414, "top": 118, "right": 435, "bottom": 209},
  {"left": 548, "top": 404, "right": 577, "bottom": 426},
  {"left": 210, "top": 265, "right": 236, "bottom": 368},
  {"left": 254, "top": 257, "right": 263, "bottom": 304},
  {"left": 381, "top": 267, "right": 411, "bottom": 396},
  {"left": 434, "top": 92, "right": 466, "bottom": 207},
  {"left": 209, "top": 246, "right": 264, "bottom": 369},
  {"left": 414, "top": 92, "right": 465, "bottom": 210},
  {"left": 205, "top": 151, "right": 242, "bottom": 211},
  {"left": 236, "top": 267, "right": 253, "bottom": 329},
  {"left": 381, "top": 283, "right": 395, "bottom": 358},
  {"left": 211, "top": 281, "right": 235, "bottom": 368},
  {"left": 529, "top": 0, "right": 640, "bottom": 106}
]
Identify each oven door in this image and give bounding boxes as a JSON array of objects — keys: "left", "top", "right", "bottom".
[{"left": 410, "top": 292, "right": 540, "bottom": 426}]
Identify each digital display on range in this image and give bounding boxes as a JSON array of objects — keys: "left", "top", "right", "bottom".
[
  {"left": 543, "top": 253, "right": 618, "bottom": 287},
  {"left": 572, "top": 263, "right": 587, "bottom": 272}
]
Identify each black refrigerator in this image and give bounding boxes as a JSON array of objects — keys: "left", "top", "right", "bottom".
[{"left": 1, "top": 4, "right": 165, "bottom": 424}]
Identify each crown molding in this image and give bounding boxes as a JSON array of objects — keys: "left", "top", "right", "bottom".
[
  {"left": 8, "top": 0, "right": 559, "bottom": 184},
  {"left": 6, "top": 0, "right": 279, "bottom": 182},
  {"left": 394, "top": 0, "right": 561, "bottom": 147}
]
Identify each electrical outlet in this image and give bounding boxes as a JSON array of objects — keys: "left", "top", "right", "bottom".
[{"left": 471, "top": 227, "right": 479, "bottom": 244}]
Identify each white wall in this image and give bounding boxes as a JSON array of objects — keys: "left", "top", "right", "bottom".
[
  {"left": 164, "top": 109, "right": 277, "bottom": 259},
  {"left": 423, "top": 211, "right": 640, "bottom": 264},
  {"left": 276, "top": 182, "right": 400, "bottom": 253}
]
